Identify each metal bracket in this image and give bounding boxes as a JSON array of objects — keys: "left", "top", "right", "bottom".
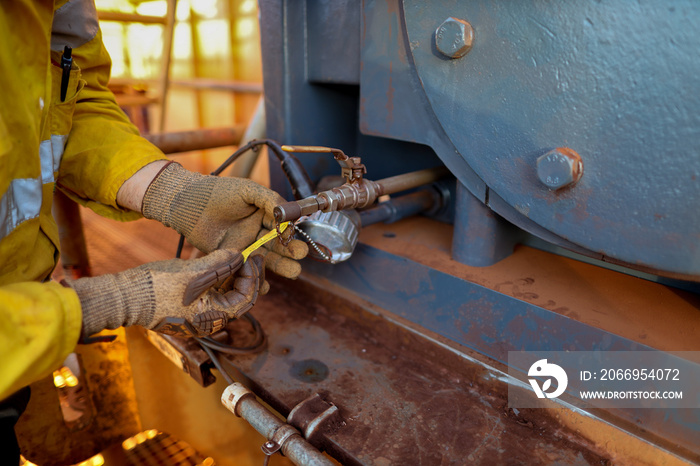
[
  {"left": 261, "top": 439, "right": 280, "bottom": 466},
  {"left": 261, "top": 424, "right": 299, "bottom": 465},
  {"left": 144, "top": 329, "right": 216, "bottom": 387},
  {"left": 287, "top": 393, "right": 344, "bottom": 447}
]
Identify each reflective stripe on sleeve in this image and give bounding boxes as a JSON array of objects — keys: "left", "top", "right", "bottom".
[
  {"left": 39, "top": 135, "right": 67, "bottom": 183},
  {"left": 0, "top": 178, "right": 43, "bottom": 240}
]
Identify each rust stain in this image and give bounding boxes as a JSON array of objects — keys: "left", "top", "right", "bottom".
[
  {"left": 385, "top": 61, "right": 394, "bottom": 125},
  {"left": 357, "top": 216, "right": 700, "bottom": 352},
  {"left": 223, "top": 278, "right": 615, "bottom": 465}
]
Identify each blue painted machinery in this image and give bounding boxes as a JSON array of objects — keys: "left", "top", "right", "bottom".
[{"left": 219, "top": 2, "right": 700, "bottom": 464}]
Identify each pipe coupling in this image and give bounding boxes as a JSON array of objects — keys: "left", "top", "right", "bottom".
[
  {"left": 317, "top": 180, "right": 381, "bottom": 213},
  {"left": 221, "top": 382, "right": 256, "bottom": 417}
]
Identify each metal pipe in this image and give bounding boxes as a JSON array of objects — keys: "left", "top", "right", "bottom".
[
  {"left": 170, "top": 78, "right": 262, "bottom": 94},
  {"left": 274, "top": 166, "right": 449, "bottom": 223},
  {"left": 114, "top": 94, "right": 159, "bottom": 107},
  {"left": 221, "top": 384, "right": 334, "bottom": 466},
  {"left": 359, "top": 188, "right": 439, "bottom": 227},
  {"left": 52, "top": 189, "right": 91, "bottom": 279},
  {"left": 109, "top": 77, "right": 263, "bottom": 94},
  {"left": 144, "top": 127, "right": 245, "bottom": 154},
  {"left": 97, "top": 11, "right": 167, "bottom": 24},
  {"left": 227, "top": 98, "right": 266, "bottom": 178},
  {"left": 376, "top": 166, "right": 449, "bottom": 196}
]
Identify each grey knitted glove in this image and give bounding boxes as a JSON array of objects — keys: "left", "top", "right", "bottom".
[
  {"left": 141, "top": 162, "right": 308, "bottom": 279},
  {"left": 68, "top": 250, "right": 265, "bottom": 338}
]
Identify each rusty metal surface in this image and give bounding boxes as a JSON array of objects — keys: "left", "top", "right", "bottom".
[
  {"left": 301, "top": 244, "right": 700, "bottom": 460},
  {"left": 287, "top": 393, "right": 343, "bottom": 446},
  {"left": 219, "top": 278, "right": 615, "bottom": 465},
  {"left": 76, "top": 203, "right": 698, "bottom": 464}
]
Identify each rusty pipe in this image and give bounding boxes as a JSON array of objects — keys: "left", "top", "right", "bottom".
[
  {"left": 375, "top": 166, "right": 450, "bottom": 196},
  {"left": 221, "top": 383, "right": 334, "bottom": 466},
  {"left": 144, "top": 126, "right": 245, "bottom": 154},
  {"left": 52, "top": 189, "right": 91, "bottom": 279},
  {"left": 273, "top": 166, "right": 449, "bottom": 223}
]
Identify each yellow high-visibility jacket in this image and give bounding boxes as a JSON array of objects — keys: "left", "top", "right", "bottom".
[{"left": 0, "top": 0, "right": 166, "bottom": 400}]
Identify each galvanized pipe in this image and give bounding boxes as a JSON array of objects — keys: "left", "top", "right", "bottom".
[
  {"left": 274, "top": 166, "right": 449, "bottom": 223},
  {"left": 144, "top": 127, "right": 245, "bottom": 154},
  {"left": 221, "top": 383, "right": 334, "bottom": 466}
]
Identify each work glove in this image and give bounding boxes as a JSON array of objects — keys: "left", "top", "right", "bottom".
[
  {"left": 68, "top": 250, "right": 265, "bottom": 338},
  {"left": 141, "top": 162, "right": 308, "bottom": 279}
]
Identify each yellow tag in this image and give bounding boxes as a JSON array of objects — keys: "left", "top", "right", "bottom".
[{"left": 242, "top": 222, "right": 290, "bottom": 261}]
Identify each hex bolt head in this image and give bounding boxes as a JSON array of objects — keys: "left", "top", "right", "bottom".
[
  {"left": 435, "top": 17, "right": 474, "bottom": 59},
  {"left": 536, "top": 148, "right": 584, "bottom": 190}
]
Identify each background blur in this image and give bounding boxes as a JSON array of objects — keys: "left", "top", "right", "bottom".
[{"left": 99, "top": 0, "right": 267, "bottom": 182}]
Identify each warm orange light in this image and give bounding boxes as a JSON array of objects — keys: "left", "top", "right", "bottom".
[
  {"left": 76, "top": 454, "right": 105, "bottom": 466},
  {"left": 122, "top": 437, "right": 137, "bottom": 450},
  {"left": 53, "top": 370, "right": 66, "bottom": 388},
  {"left": 60, "top": 366, "right": 79, "bottom": 387}
]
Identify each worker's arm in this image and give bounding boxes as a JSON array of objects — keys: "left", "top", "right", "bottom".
[
  {"left": 50, "top": 6, "right": 307, "bottom": 277},
  {"left": 54, "top": 25, "right": 307, "bottom": 278},
  {"left": 0, "top": 252, "right": 266, "bottom": 401},
  {"left": 120, "top": 161, "right": 308, "bottom": 279},
  {"left": 0, "top": 282, "right": 81, "bottom": 401},
  {"left": 55, "top": 26, "right": 167, "bottom": 221},
  {"left": 69, "top": 251, "right": 265, "bottom": 338}
]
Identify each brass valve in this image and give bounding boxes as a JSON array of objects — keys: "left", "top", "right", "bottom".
[
  {"left": 274, "top": 146, "right": 379, "bottom": 223},
  {"left": 273, "top": 145, "right": 449, "bottom": 224}
]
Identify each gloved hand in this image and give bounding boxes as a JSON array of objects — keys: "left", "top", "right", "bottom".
[
  {"left": 141, "top": 162, "right": 308, "bottom": 278},
  {"left": 68, "top": 250, "right": 265, "bottom": 338}
]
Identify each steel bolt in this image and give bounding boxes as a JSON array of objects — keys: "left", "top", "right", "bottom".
[
  {"left": 536, "top": 148, "right": 583, "bottom": 190},
  {"left": 435, "top": 17, "right": 474, "bottom": 59}
]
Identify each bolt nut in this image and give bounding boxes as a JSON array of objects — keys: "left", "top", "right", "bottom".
[
  {"left": 536, "top": 148, "right": 583, "bottom": 190},
  {"left": 435, "top": 17, "right": 474, "bottom": 59}
]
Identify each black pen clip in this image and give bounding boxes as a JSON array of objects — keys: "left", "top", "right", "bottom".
[{"left": 60, "top": 46, "right": 72, "bottom": 102}]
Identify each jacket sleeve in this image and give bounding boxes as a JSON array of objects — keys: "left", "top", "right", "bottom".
[
  {"left": 56, "top": 27, "right": 167, "bottom": 221},
  {"left": 0, "top": 282, "right": 82, "bottom": 401}
]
